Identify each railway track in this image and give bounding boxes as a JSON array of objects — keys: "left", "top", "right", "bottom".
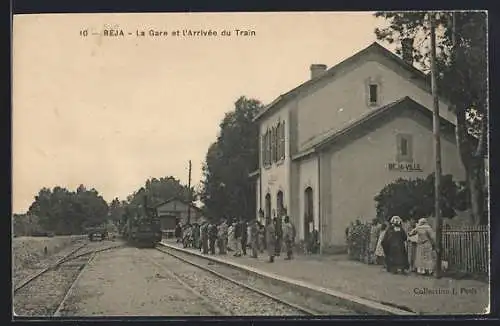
[
  {"left": 153, "top": 246, "right": 320, "bottom": 316},
  {"left": 13, "top": 242, "right": 125, "bottom": 317},
  {"left": 14, "top": 242, "right": 89, "bottom": 293}
]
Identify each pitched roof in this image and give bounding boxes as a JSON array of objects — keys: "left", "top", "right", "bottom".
[
  {"left": 291, "top": 96, "right": 457, "bottom": 161},
  {"left": 253, "top": 42, "right": 438, "bottom": 122},
  {"left": 153, "top": 197, "right": 202, "bottom": 212}
]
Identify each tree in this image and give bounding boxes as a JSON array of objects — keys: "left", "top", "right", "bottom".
[
  {"left": 374, "top": 173, "right": 468, "bottom": 222},
  {"left": 374, "top": 11, "right": 488, "bottom": 224},
  {"left": 108, "top": 197, "right": 125, "bottom": 226},
  {"left": 27, "top": 185, "right": 109, "bottom": 234},
  {"left": 123, "top": 176, "right": 192, "bottom": 223},
  {"left": 200, "top": 96, "right": 263, "bottom": 221}
]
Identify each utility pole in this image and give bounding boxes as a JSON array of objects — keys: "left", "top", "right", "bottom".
[
  {"left": 430, "top": 12, "right": 443, "bottom": 278},
  {"left": 187, "top": 160, "right": 192, "bottom": 224}
]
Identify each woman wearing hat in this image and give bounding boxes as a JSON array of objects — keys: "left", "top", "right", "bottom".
[
  {"left": 381, "top": 216, "right": 409, "bottom": 274},
  {"left": 409, "top": 218, "right": 436, "bottom": 275}
]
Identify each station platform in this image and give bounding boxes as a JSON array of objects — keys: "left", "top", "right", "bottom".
[{"left": 160, "top": 240, "right": 488, "bottom": 315}]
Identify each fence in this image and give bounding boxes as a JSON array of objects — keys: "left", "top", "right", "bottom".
[
  {"left": 346, "top": 222, "right": 489, "bottom": 276},
  {"left": 442, "top": 225, "right": 489, "bottom": 275}
]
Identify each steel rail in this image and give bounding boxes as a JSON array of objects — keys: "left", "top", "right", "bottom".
[
  {"left": 142, "top": 250, "right": 233, "bottom": 316},
  {"left": 155, "top": 247, "right": 318, "bottom": 316},
  {"left": 14, "top": 243, "right": 124, "bottom": 294},
  {"left": 14, "top": 242, "right": 89, "bottom": 293},
  {"left": 53, "top": 251, "right": 97, "bottom": 316},
  {"left": 58, "top": 243, "right": 125, "bottom": 265}
]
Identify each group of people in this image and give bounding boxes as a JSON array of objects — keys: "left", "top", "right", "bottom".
[
  {"left": 174, "top": 215, "right": 296, "bottom": 263},
  {"left": 367, "top": 216, "right": 437, "bottom": 275}
]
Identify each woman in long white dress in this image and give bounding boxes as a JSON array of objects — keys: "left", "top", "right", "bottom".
[{"left": 408, "top": 218, "right": 436, "bottom": 275}]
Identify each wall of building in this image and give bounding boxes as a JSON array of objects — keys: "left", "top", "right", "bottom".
[
  {"left": 258, "top": 103, "right": 292, "bottom": 219},
  {"left": 294, "top": 55, "right": 453, "bottom": 153},
  {"left": 156, "top": 200, "right": 202, "bottom": 226},
  {"left": 321, "top": 107, "right": 465, "bottom": 247},
  {"left": 297, "top": 155, "right": 320, "bottom": 239}
]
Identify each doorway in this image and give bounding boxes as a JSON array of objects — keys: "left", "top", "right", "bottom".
[
  {"left": 304, "top": 187, "right": 314, "bottom": 242},
  {"left": 265, "top": 193, "right": 271, "bottom": 224},
  {"left": 277, "top": 191, "right": 284, "bottom": 217}
]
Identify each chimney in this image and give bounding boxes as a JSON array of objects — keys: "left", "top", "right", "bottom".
[
  {"left": 401, "top": 38, "right": 414, "bottom": 66},
  {"left": 310, "top": 64, "right": 327, "bottom": 79}
]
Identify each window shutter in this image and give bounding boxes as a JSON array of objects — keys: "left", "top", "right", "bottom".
[
  {"left": 264, "top": 130, "right": 268, "bottom": 166},
  {"left": 276, "top": 122, "right": 281, "bottom": 161},
  {"left": 261, "top": 135, "right": 265, "bottom": 166},
  {"left": 270, "top": 127, "right": 274, "bottom": 163},
  {"left": 281, "top": 121, "right": 286, "bottom": 159},
  {"left": 274, "top": 126, "right": 278, "bottom": 162},
  {"left": 267, "top": 130, "right": 271, "bottom": 166},
  {"left": 271, "top": 127, "right": 274, "bottom": 163}
]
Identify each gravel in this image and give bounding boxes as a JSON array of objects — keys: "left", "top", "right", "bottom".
[
  {"left": 13, "top": 254, "right": 90, "bottom": 316},
  {"left": 12, "top": 236, "right": 87, "bottom": 285},
  {"left": 147, "top": 249, "right": 309, "bottom": 316},
  {"left": 155, "top": 248, "right": 358, "bottom": 315},
  {"left": 58, "top": 247, "right": 224, "bottom": 316},
  {"left": 13, "top": 241, "right": 126, "bottom": 317}
]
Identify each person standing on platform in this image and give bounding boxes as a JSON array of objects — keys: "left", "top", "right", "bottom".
[
  {"left": 233, "top": 219, "right": 242, "bottom": 257},
  {"left": 368, "top": 219, "right": 382, "bottom": 264},
  {"left": 175, "top": 222, "right": 182, "bottom": 243},
  {"left": 375, "top": 223, "right": 387, "bottom": 266},
  {"left": 274, "top": 214, "right": 283, "bottom": 257},
  {"left": 216, "top": 220, "right": 223, "bottom": 254},
  {"left": 266, "top": 218, "right": 277, "bottom": 263},
  {"left": 282, "top": 216, "right": 295, "bottom": 260},
  {"left": 208, "top": 221, "right": 218, "bottom": 255},
  {"left": 240, "top": 219, "right": 248, "bottom": 256},
  {"left": 218, "top": 218, "right": 228, "bottom": 254},
  {"left": 250, "top": 219, "right": 259, "bottom": 258},
  {"left": 192, "top": 223, "right": 200, "bottom": 249},
  {"left": 258, "top": 222, "right": 265, "bottom": 253},
  {"left": 182, "top": 224, "right": 192, "bottom": 248},
  {"left": 381, "top": 216, "right": 409, "bottom": 274},
  {"left": 408, "top": 218, "right": 436, "bottom": 275},
  {"left": 227, "top": 220, "right": 235, "bottom": 252},
  {"left": 200, "top": 220, "right": 209, "bottom": 255}
]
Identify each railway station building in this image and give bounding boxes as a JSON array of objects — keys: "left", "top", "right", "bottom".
[
  {"left": 154, "top": 197, "right": 204, "bottom": 237},
  {"left": 249, "top": 42, "right": 465, "bottom": 252}
]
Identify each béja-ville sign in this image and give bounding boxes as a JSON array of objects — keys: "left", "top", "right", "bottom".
[{"left": 387, "top": 162, "right": 423, "bottom": 172}]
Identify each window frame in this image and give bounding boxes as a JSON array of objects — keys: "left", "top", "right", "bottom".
[
  {"left": 369, "top": 84, "right": 378, "bottom": 105},
  {"left": 396, "top": 133, "right": 413, "bottom": 162}
]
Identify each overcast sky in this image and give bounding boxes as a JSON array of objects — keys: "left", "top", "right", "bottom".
[{"left": 12, "top": 12, "right": 394, "bottom": 213}]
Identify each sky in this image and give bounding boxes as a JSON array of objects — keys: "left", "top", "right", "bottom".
[{"left": 12, "top": 12, "right": 394, "bottom": 214}]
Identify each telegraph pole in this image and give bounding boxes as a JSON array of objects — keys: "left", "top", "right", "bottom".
[
  {"left": 430, "top": 12, "right": 443, "bottom": 278},
  {"left": 187, "top": 160, "right": 192, "bottom": 224}
]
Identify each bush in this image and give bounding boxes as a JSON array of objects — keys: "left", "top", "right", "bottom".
[
  {"left": 346, "top": 221, "right": 371, "bottom": 262},
  {"left": 374, "top": 173, "right": 468, "bottom": 222}
]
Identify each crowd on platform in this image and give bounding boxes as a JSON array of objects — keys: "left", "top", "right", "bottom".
[
  {"left": 347, "top": 216, "right": 440, "bottom": 275},
  {"left": 174, "top": 214, "right": 296, "bottom": 263}
]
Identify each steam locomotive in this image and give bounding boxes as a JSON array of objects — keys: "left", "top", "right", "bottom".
[{"left": 123, "top": 195, "right": 162, "bottom": 248}]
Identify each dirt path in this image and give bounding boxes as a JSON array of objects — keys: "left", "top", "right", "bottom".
[{"left": 58, "top": 246, "right": 222, "bottom": 316}]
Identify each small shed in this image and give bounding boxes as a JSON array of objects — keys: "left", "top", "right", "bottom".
[{"left": 154, "top": 197, "right": 204, "bottom": 238}]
